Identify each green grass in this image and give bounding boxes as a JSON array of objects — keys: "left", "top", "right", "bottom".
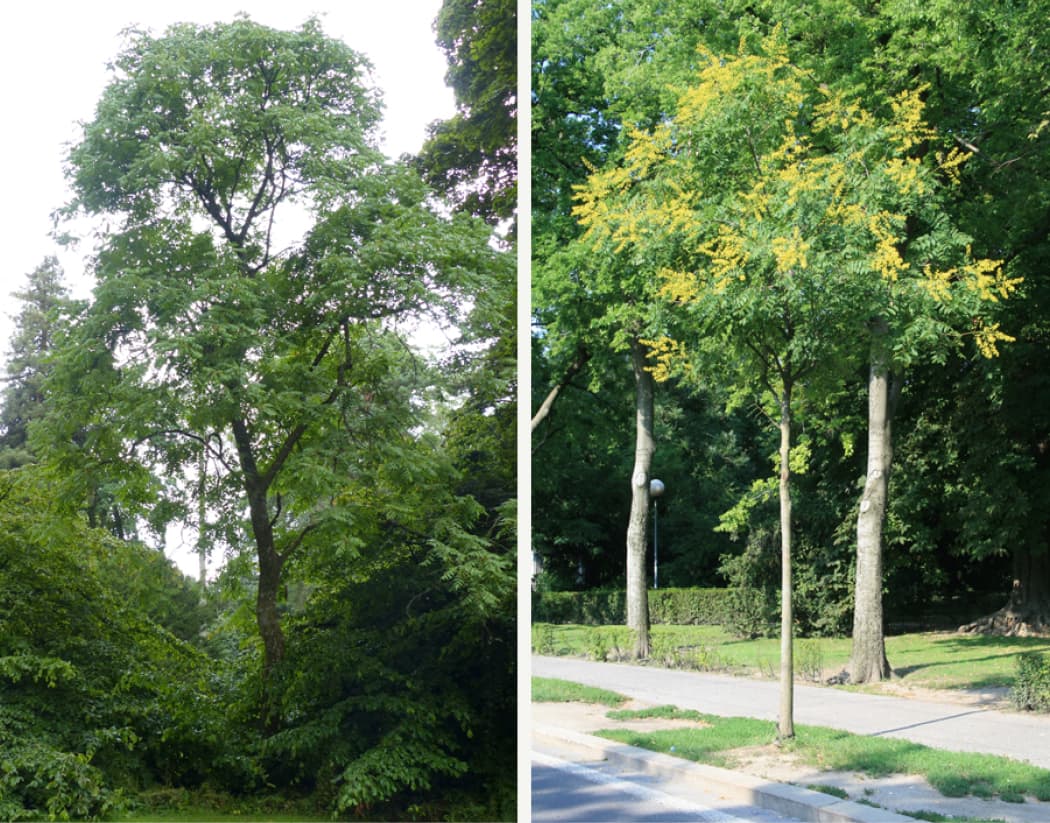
[
  {"left": 595, "top": 712, "right": 1050, "bottom": 802},
  {"left": 903, "top": 811, "right": 1006, "bottom": 823},
  {"left": 119, "top": 812, "right": 332, "bottom": 822},
  {"left": 806, "top": 784, "right": 849, "bottom": 799},
  {"left": 606, "top": 705, "right": 705, "bottom": 722},
  {"left": 532, "top": 676, "right": 628, "bottom": 706},
  {"left": 532, "top": 623, "right": 1050, "bottom": 692},
  {"left": 114, "top": 789, "right": 333, "bottom": 822}
]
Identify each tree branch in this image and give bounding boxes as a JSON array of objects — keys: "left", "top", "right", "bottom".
[{"left": 531, "top": 345, "right": 590, "bottom": 431}]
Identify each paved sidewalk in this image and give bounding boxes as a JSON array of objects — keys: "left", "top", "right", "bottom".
[
  {"left": 534, "top": 655, "right": 1050, "bottom": 769},
  {"left": 533, "top": 658, "right": 1050, "bottom": 822}
]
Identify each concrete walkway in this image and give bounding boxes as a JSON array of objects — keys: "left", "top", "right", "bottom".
[{"left": 533, "top": 655, "right": 1050, "bottom": 769}]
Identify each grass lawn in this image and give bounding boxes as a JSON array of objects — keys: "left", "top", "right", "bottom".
[
  {"left": 119, "top": 812, "right": 332, "bottom": 822},
  {"left": 114, "top": 790, "right": 333, "bottom": 822},
  {"left": 532, "top": 676, "right": 629, "bottom": 706},
  {"left": 532, "top": 623, "right": 1050, "bottom": 692}
]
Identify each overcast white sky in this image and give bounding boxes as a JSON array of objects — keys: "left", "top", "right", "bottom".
[{"left": 0, "top": 1, "right": 456, "bottom": 576}]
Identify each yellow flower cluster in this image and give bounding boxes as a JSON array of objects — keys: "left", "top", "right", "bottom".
[
  {"left": 813, "top": 87, "right": 873, "bottom": 133},
  {"left": 771, "top": 226, "right": 810, "bottom": 272},
  {"left": 921, "top": 264, "right": 956, "bottom": 302},
  {"left": 973, "top": 320, "right": 1016, "bottom": 359},
  {"left": 698, "top": 227, "right": 749, "bottom": 292},
  {"left": 658, "top": 267, "right": 701, "bottom": 304},
  {"left": 887, "top": 86, "right": 935, "bottom": 152},
  {"left": 884, "top": 156, "right": 926, "bottom": 196},
  {"left": 640, "top": 335, "right": 690, "bottom": 383},
  {"left": 964, "top": 255, "right": 1020, "bottom": 303},
  {"left": 936, "top": 147, "right": 971, "bottom": 184},
  {"left": 868, "top": 212, "right": 909, "bottom": 280}
]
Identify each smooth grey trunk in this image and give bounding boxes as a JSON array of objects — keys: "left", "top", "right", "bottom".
[
  {"left": 777, "top": 387, "right": 794, "bottom": 739},
  {"left": 626, "top": 340, "right": 653, "bottom": 659},
  {"left": 850, "top": 323, "right": 897, "bottom": 683}
]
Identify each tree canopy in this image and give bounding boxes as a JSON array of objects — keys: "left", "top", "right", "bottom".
[{"left": 2, "top": 10, "right": 515, "bottom": 821}]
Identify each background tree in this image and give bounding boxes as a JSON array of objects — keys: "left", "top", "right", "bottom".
[
  {"left": 417, "top": 0, "right": 517, "bottom": 226},
  {"left": 0, "top": 257, "right": 73, "bottom": 469}
]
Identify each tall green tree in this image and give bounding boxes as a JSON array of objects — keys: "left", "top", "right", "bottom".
[
  {"left": 418, "top": 0, "right": 517, "bottom": 227},
  {"left": 45, "top": 17, "right": 505, "bottom": 722},
  {"left": 0, "top": 257, "right": 73, "bottom": 469}
]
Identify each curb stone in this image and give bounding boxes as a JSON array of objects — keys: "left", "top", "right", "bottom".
[{"left": 534, "top": 724, "right": 917, "bottom": 823}]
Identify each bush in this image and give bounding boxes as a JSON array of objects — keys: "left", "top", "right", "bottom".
[
  {"left": 531, "top": 590, "right": 625, "bottom": 624},
  {"left": 1013, "top": 653, "right": 1050, "bottom": 712},
  {"left": 532, "top": 588, "right": 732, "bottom": 626}
]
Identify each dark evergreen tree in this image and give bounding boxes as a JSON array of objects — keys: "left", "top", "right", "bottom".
[{"left": 0, "top": 257, "right": 73, "bottom": 469}]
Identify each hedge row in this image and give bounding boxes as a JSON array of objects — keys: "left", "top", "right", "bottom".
[
  {"left": 1014, "top": 653, "right": 1050, "bottom": 712},
  {"left": 532, "top": 588, "right": 733, "bottom": 626}
]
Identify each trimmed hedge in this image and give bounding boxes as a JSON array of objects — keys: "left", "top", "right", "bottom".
[
  {"left": 1013, "top": 653, "right": 1050, "bottom": 712},
  {"left": 532, "top": 588, "right": 733, "bottom": 626}
]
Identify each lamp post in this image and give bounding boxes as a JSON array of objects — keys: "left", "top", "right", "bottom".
[{"left": 650, "top": 478, "right": 665, "bottom": 589}]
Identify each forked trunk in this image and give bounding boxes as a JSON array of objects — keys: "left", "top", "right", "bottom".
[
  {"left": 850, "top": 325, "right": 896, "bottom": 683},
  {"left": 626, "top": 340, "right": 653, "bottom": 659}
]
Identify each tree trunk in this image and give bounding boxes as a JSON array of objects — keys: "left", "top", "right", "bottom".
[
  {"left": 961, "top": 546, "right": 1050, "bottom": 635},
  {"left": 626, "top": 339, "right": 653, "bottom": 659},
  {"left": 850, "top": 326, "right": 897, "bottom": 683},
  {"left": 231, "top": 417, "right": 286, "bottom": 726},
  {"left": 777, "top": 386, "right": 794, "bottom": 740}
]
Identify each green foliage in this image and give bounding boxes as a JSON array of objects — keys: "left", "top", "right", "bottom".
[
  {"left": 264, "top": 496, "right": 514, "bottom": 819},
  {"left": 0, "top": 257, "right": 75, "bottom": 470},
  {"left": 0, "top": 741, "right": 121, "bottom": 822},
  {"left": 418, "top": 0, "right": 517, "bottom": 226},
  {"left": 0, "top": 468, "right": 236, "bottom": 818},
  {"left": 1012, "top": 654, "right": 1050, "bottom": 713},
  {"left": 532, "top": 590, "right": 626, "bottom": 625},
  {"left": 533, "top": 588, "right": 735, "bottom": 627}
]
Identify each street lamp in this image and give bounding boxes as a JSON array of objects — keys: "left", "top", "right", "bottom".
[{"left": 650, "top": 478, "right": 665, "bottom": 589}]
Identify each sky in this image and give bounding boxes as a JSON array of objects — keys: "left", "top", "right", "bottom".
[{"left": 0, "top": 0, "right": 456, "bottom": 577}]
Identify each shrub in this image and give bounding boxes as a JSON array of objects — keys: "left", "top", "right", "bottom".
[
  {"left": 532, "top": 588, "right": 732, "bottom": 626},
  {"left": 1013, "top": 653, "right": 1050, "bottom": 712}
]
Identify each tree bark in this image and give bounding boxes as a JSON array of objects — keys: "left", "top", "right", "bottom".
[
  {"left": 626, "top": 339, "right": 653, "bottom": 659},
  {"left": 531, "top": 346, "right": 590, "bottom": 433},
  {"left": 231, "top": 417, "right": 286, "bottom": 699},
  {"left": 849, "top": 325, "right": 897, "bottom": 683},
  {"left": 961, "top": 546, "right": 1050, "bottom": 635},
  {"left": 777, "top": 386, "right": 794, "bottom": 740}
]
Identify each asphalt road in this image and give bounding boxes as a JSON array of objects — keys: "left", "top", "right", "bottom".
[
  {"left": 533, "top": 655, "right": 1050, "bottom": 769},
  {"left": 531, "top": 749, "right": 805, "bottom": 822}
]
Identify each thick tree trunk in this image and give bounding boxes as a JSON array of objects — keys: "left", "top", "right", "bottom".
[
  {"left": 777, "top": 388, "right": 794, "bottom": 740},
  {"left": 231, "top": 417, "right": 286, "bottom": 727},
  {"left": 626, "top": 340, "right": 653, "bottom": 659},
  {"left": 961, "top": 546, "right": 1050, "bottom": 635},
  {"left": 849, "top": 329, "right": 897, "bottom": 683}
]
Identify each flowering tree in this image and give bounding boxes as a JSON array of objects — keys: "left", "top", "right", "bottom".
[{"left": 573, "top": 31, "right": 1018, "bottom": 732}]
